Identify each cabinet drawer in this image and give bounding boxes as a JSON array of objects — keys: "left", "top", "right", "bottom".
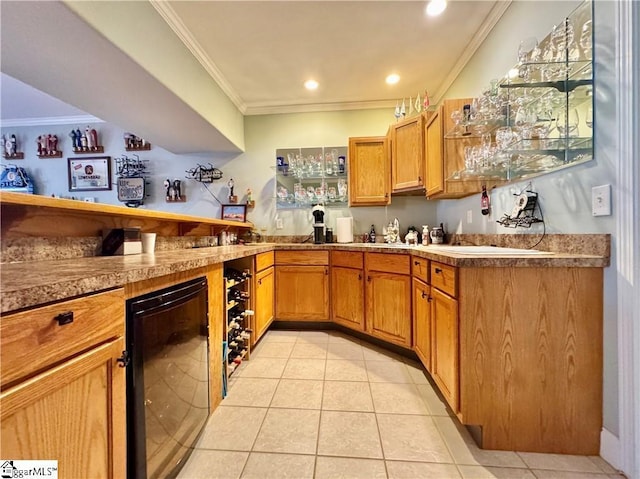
[
  {"left": 412, "top": 256, "right": 429, "bottom": 282},
  {"left": 255, "top": 251, "right": 274, "bottom": 271},
  {"left": 431, "top": 262, "right": 457, "bottom": 297},
  {"left": 1, "top": 289, "right": 125, "bottom": 388},
  {"left": 366, "top": 253, "right": 410, "bottom": 275},
  {"left": 331, "top": 251, "right": 363, "bottom": 269},
  {"left": 275, "top": 250, "right": 328, "bottom": 265}
]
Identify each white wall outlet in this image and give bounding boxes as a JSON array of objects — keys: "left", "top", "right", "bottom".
[
  {"left": 467, "top": 209, "right": 473, "bottom": 223},
  {"left": 276, "top": 217, "right": 284, "bottom": 229},
  {"left": 83, "top": 197, "right": 96, "bottom": 203},
  {"left": 592, "top": 184, "right": 612, "bottom": 216}
]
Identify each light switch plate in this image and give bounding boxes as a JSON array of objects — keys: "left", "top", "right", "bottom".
[
  {"left": 592, "top": 184, "right": 612, "bottom": 216},
  {"left": 276, "top": 217, "right": 284, "bottom": 229}
]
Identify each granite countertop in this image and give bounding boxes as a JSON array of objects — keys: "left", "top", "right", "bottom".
[{"left": 0, "top": 242, "right": 608, "bottom": 314}]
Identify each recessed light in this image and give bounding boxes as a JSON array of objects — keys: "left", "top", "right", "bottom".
[
  {"left": 386, "top": 74, "right": 400, "bottom": 85},
  {"left": 304, "top": 79, "right": 319, "bottom": 90},
  {"left": 426, "top": 0, "right": 447, "bottom": 17}
]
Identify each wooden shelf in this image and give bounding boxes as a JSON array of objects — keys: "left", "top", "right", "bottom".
[
  {"left": 2, "top": 153, "right": 24, "bottom": 160},
  {"left": 37, "top": 151, "right": 62, "bottom": 159},
  {"left": 0, "top": 191, "right": 253, "bottom": 238},
  {"left": 125, "top": 144, "right": 151, "bottom": 151},
  {"left": 72, "top": 146, "right": 104, "bottom": 154}
]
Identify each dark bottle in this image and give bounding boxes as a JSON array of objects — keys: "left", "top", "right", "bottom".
[
  {"left": 481, "top": 185, "right": 491, "bottom": 215},
  {"left": 338, "top": 156, "right": 346, "bottom": 174},
  {"left": 325, "top": 228, "right": 333, "bottom": 243},
  {"left": 368, "top": 225, "right": 376, "bottom": 243}
]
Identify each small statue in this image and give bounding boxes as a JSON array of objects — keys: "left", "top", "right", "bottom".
[
  {"left": 405, "top": 227, "right": 418, "bottom": 245},
  {"left": 86, "top": 126, "right": 97, "bottom": 150},
  {"left": 80, "top": 131, "right": 88, "bottom": 150},
  {"left": 9, "top": 135, "right": 17, "bottom": 156},
  {"left": 1, "top": 135, "right": 10, "bottom": 157},
  {"left": 172, "top": 179, "right": 181, "bottom": 200},
  {"left": 38, "top": 135, "right": 48, "bottom": 155},
  {"left": 228, "top": 178, "right": 234, "bottom": 197},
  {"left": 246, "top": 188, "right": 253, "bottom": 204},
  {"left": 48, "top": 134, "right": 58, "bottom": 154},
  {"left": 164, "top": 178, "right": 174, "bottom": 200},
  {"left": 69, "top": 130, "right": 78, "bottom": 150}
]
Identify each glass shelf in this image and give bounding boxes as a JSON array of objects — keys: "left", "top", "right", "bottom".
[{"left": 275, "top": 146, "right": 348, "bottom": 209}]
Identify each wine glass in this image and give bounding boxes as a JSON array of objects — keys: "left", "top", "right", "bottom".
[
  {"left": 579, "top": 20, "right": 592, "bottom": 59},
  {"left": 556, "top": 108, "right": 580, "bottom": 140},
  {"left": 586, "top": 106, "right": 593, "bottom": 129}
]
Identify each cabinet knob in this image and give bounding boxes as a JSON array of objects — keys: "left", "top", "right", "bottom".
[
  {"left": 414, "top": 260, "right": 420, "bottom": 266},
  {"left": 54, "top": 311, "right": 74, "bottom": 326},
  {"left": 116, "top": 350, "right": 130, "bottom": 368},
  {"left": 418, "top": 176, "right": 422, "bottom": 183},
  {"left": 358, "top": 273, "right": 362, "bottom": 280},
  {"left": 384, "top": 193, "right": 389, "bottom": 198},
  {"left": 428, "top": 296, "right": 433, "bottom": 302},
  {"left": 367, "top": 275, "right": 372, "bottom": 282},
  {"left": 325, "top": 268, "right": 329, "bottom": 275},
  {"left": 434, "top": 267, "right": 442, "bottom": 274},
  {"left": 421, "top": 290, "right": 428, "bottom": 299},
  {"left": 258, "top": 279, "right": 262, "bottom": 285}
]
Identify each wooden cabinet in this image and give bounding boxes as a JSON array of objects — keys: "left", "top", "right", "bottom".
[
  {"left": 0, "top": 290, "right": 126, "bottom": 479},
  {"left": 255, "top": 266, "right": 274, "bottom": 340},
  {"left": 348, "top": 136, "right": 390, "bottom": 206},
  {"left": 425, "top": 106, "right": 445, "bottom": 197},
  {"left": 331, "top": 251, "right": 365, "bottom": 332},
  {"left": 391, "top": 115, "right": 424, "bottom": 192},
  {"left": 365, "top": 253, "right": 411, "bottom": 348},
  {"left": 430, "top": 287, "right": 459, "bottom": 412},
  {"left": 412, "top": 278, "right": 432, "bottom": 372},
  {"left": 275, "top": 251, "right": 329, "bottom": 321}
]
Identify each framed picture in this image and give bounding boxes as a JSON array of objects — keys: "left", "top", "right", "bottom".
[
  {"left": 221, "top": 204, "right": 247, "bottom": 222},
  {"left": 68, "top": 157, "right": 111, "bottom": 191}
]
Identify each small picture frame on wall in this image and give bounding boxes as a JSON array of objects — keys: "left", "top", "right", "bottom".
[
  {"left": 68, "top": 156, "right": 111, "bottom": 191},
  {"left": 221, "top": 204, "right": 247, "bottom": 222}
]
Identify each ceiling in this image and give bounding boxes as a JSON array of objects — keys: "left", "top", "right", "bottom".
[{"left": 0, "top": 0, "right": 509, "bottom": 152}]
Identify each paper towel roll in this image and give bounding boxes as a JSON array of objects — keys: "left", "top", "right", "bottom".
[{"left": 336, "top": 217, "right": 353, "bottom": 243}]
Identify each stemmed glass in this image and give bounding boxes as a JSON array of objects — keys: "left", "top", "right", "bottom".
[
  {"left": 585, "top": 106, "right": 593, "bottom": 129},
  {"left": 556, "top": 108, "right": 580, "bottom": 142},
  {"left": 580, "top": 20, "right": 592, "bottom": 59}
]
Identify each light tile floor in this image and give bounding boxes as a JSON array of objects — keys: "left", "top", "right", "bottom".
[{"left": 178, "top": 330, "right": 625, "bottom": 479}]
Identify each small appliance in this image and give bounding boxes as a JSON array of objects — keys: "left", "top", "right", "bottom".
[{"left": 312, "top": 204, "right": 325, "bottom": 244}]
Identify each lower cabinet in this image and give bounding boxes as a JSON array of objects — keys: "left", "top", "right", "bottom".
[
  {"left": 275, "top": 265, "right": 330, "bottom": 321},
  {"left": 1, "top": 338, "right": 126, "bottom": 479},
  {"left": 365, "top": 270, "right": 411, "bottom": 348},
  {"left": 331, "top": 266, "right": 365, "bottom": 331},
  {"left": 254, "top": 266, "right": 275, "bottom": 340},
  {"left": 430, "top": 287, "right": 459, "bottom": 413},
  {"left": 412, "top": 278, "right": 432, "bottom": 372}
]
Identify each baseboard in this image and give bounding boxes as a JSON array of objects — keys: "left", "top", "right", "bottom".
[{"left": 600, "top": 428, "right": 622, "bottom": 471}]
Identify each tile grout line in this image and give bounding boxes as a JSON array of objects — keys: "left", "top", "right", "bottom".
[{"left": 364, "top": 356, "right": 390, "bottom": 478}]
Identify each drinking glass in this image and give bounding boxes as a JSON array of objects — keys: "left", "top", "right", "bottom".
[
  {"left": 586, "top": 106, "right": 593, "bottom": 129},
  {"left": 556, "top": 108, "right": 580, "bottom": 139},
  {"left": 579, "top": 20, "right": 592, "bottom": 59}
]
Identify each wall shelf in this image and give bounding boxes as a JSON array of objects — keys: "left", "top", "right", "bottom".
[{"left": 0, "top": 191, "right": 253, "bottom": 238}]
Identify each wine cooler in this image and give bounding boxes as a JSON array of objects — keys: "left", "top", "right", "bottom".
[{"left": 126, "top": 277, "right": 209, "bottom": 479}]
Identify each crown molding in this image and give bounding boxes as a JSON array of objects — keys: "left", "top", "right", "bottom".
[
  {"left": 0, "top": 115, "right": 104, "bottom": 128},
  {"left": 150, "top": 0, "right": 247, "bottom": 114},
  {"left": 245, "top": 99, "right": 398, "bottom": 116},
  {"left": 430, "top": 0, "right": 512, "bottom": 105}
]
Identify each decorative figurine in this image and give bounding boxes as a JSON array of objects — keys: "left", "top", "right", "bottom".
[
  {"left": 69, "top": 130, "right": 78, "bottom": 150},
  {"left": 86, "top": 126, "right": 96, "bottom": 151},
  {"left": 173, "top": 179, "right": 182, "bottom": 200},
  {"left": 246, "top": 188, "right": 253, "bottom": 204},
  {"left": 47, "top": 134, "right": 58, "bottom": 155},
  {"left": 38, "top": 135, "right": 48, "bottom": 155},
  {"left": 164, "top": 179, "right": 175, "bottom": 201},
  {"left": 228, "top": 178, "right": 237, "bottom": 203},
  {"left": 405, "top": 226, "right": 418, "bottom": 245},
  {"left": 1, "top": 134, "right": 18, "bottom": 158},
  {"left": 75, "top": 128, "right": 82, "bottom": 149},
  {"left": 80, "top": 131, "right": 88, "bottom": 150},
  {"left": 422, "top": 225, "right": 430, "bottom": 246}
]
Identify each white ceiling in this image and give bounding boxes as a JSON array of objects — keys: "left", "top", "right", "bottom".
[{"left": 0, "top": 0, "right": 509, "bottom": 151}]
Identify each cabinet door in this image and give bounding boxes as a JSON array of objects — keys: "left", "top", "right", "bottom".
[
  {"left": 275, "top": 266, "right": 330, "bottom": 321},
  {"left": 413, "top": 279, "right": 432, "bottom": 372},
  {"left": 255, "top": 266, "right": 274, "bottom": 340},
  {"left": 331, "top": 266, "right": 365, "bottom": 332},
  {"left": 392, "top": 115, "right": 425, "bottom": 192},
  {"left": 1, "top": 338, "right": 126, "bottom": 479},
  {"left": 431, "top": 287, "right": 459, "bottom": 412},
  {"left": 425, "top": 106, "right": 445, "bottom": 198},
  {"left": 365, "top": 271, "right": 411, "bottom": 348},
  {"left": 348, "top": 136, "right": 390, "bottom": 206}
]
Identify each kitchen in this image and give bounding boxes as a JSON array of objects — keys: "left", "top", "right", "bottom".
[{"left": 0, "top": 1, "right": 638, "bottom": 479}]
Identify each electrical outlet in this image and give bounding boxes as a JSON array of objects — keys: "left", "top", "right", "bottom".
[
  {"left": 592, "top": 184, "right": 612, "bottom": 216},
  {"left": 467, "top": 210, "right": 473, "bottom": 223},
  {"left": 276, "top": 218, "right": 284, "bottom": 229}
]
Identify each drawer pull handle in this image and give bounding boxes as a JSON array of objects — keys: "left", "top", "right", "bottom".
[
  {"left": 258, "top": 279, "right": 262, "bottom": 285},
  {"left": 421, "top": 290, "right": 428, "bottom": 299},
  {"left": 54, "top": 311, "right": 74, "bottom": 326},
  {"left": 367, "top": 275, "right": 372, "bottom": 282},
  {"left": 414, "top": 261, "right": 420, "bottom": 266},
  {"left": 358, "top": 273, "right": 362, "bottom": 280},
  {"left": 428, "top": 296, "right": 433, "bottom": 302},
  {"left": 434, "top": 267, "right": 442, "bottom": 274},
  {"left": 117, "top": 351, "right": 130, "bottom": 368}
]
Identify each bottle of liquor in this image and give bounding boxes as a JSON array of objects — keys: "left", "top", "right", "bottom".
[{"left": 369, "top": 225, "right": 376, "bottom": 243}]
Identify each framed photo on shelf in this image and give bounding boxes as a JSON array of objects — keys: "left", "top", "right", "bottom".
[
  {"left": 221, "top": 204, "right": 247, "bottom": 222},
  {"left": 68, "top": 156, "right": 111, "bottom": 191}
]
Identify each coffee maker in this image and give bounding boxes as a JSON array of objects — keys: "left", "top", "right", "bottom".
[{"left": 311, "top": 204, "right": 325, "bottom": 244}]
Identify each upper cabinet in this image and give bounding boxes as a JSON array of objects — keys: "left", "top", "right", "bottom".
[
  {"left": 348, "top": 136, "right": 391, "bottom": 206},
  {"left": 391, "top": 115, "right": 425, "bottom": 193}
]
